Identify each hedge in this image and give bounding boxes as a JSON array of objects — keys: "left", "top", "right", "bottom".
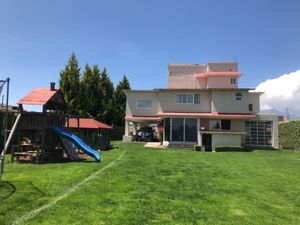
[{"left": 279, "top": 120, "right": 300, "bottom": 150}]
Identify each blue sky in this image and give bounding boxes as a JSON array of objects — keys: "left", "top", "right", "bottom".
[{"left": 1, "top": 0, "right": 300, "bottom": 107}]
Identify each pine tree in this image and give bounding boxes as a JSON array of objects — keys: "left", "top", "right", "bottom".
[
  {"left": 114, "top": 75, "right": 131, "bottom": 126},
  {"left": 99, "top": 68, "right": 115, "bottom": 124},
  {"left": 81, "top": 64, "right": 104, "bottom": 118},
  {"left": 59, "top": 53, "right": 81, "bottom": 115}
]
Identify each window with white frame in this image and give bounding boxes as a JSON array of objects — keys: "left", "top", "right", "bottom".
[
  {"left": 136, "top": 99, "right": 152, "bottom": 109},
  {"left": 235, "top": 92, "right": 242, "bottom": 101},
  {"left": 230, "top": 77, "right": 236, "bottom": 84},
  {"left": 176, "top": 93, "right": 200, "bottom": 104}
]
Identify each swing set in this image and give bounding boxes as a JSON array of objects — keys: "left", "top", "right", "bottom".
[{"left": 0, "top": 78, "right": 10, "bottom": 181}]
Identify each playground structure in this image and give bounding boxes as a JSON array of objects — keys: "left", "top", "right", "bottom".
[
  {"left": 0, "top": 82, "right": 101, "bottom": 180},
  {"left": 0, "top": 78, "right": 10, "bottom": 180}
]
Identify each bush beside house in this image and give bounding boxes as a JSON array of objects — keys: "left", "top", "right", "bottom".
[{"left": 279, "top": 120, "right": 300, "bottom": 150}]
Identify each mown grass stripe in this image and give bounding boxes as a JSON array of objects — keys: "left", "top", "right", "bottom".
[{"left": 12, "top": 150, "right": 127, "bottom": 225}]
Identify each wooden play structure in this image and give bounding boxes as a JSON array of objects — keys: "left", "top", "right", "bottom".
[
  {"left": 0, "top": 82, "right": 102, "bottom": 182},
  {"left": 10, "top": 83, "right": 68, "bottom": 163}
]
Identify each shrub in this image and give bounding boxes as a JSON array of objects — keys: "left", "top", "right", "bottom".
[{"left": 279, "top": 120, "right": 300, "bottom": 150}]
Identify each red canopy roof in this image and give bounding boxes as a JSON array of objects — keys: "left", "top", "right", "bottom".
[
  {"left": 157, "top": 111, "right": 255, "bottom": 118},
  {"left": 17, "top": 88, "right": 58, "bottom": 105},
  {"left": 125, "top": 113, "right": 255, "bottom": 121},
  {"left": 195, "top": 71, "right": 242, "bottom": 79},
  {"left": 125, "top": 115, "right": 161, "bottom": 121},
  {"left": 67, "top": 118, "right": 113, "bottom": 129}
]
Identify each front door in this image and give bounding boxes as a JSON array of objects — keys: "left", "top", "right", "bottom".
[{"left": 202, "top": 134, "right": 212, "bottom": 151}]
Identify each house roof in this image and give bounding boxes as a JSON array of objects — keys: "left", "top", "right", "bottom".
[
  {"left": 67, "top": 118, "right": 113, "bottom": 129},
  {"left": 17, "top": 88, "right": 58, "bottom": 106}
]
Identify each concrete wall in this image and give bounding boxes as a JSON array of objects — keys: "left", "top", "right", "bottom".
[
  {"left": 126, "top": 91, "right": 160, "bottom": 116},
  {"left": 159, "top": 91, "right": 211, "bottom": 113},
  {"left": 208, "top": 62, "right": 238, "bottom": 72},
  {"left": 207, "top": 77, "right": 238, "bottom": 89},
  {"left": 212, "top": 91, "right": 260, "bottom": 113},
  {"left": 167, "top": 63, "right": 240, "bottom": 89},
  {"left": 212, "top": 134, "right": 242, "bottom": 147},
  {"left": 168, "top": 74, "right": 207, "bottom": 89},
  {"left": 231, "top": 120, "right": 245, "bottom": 132},
  {"left": 200, "top": 119, "right": 245, "bottom": 132}
]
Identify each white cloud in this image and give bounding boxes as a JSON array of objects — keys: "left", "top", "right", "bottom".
[{"left": 255, "top": 70, "right": 300, "bottom": 117}]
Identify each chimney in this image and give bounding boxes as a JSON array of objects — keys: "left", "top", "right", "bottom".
[{"left": 50, "top": 82, "right": 56, "bottom": 91}]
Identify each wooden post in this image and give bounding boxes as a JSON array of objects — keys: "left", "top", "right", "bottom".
[{"left": 77, "top": 116, "right": 80, "bottom": 136}]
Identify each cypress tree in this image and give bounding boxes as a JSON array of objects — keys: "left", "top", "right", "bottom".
[
  {"left": 99, "top": 68, "right": 115, "bottom": 124},
  {"left": 59, "top": 53, "right": 81, "bottom": 115},
  {"left": 81, "top": 64, "right": 103, "bottom": 118},
  {"left": 114, "top": 75, "right": 131, "bottom": 126}
]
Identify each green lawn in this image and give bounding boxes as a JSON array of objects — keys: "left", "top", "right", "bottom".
[{"left": 1, "top": 142, "right": 300, "bottom": 225}]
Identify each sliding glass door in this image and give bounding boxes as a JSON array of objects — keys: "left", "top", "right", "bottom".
[
  {"left": 185, "top": 118, "right": 197, "bottom": 142},
  {"left": 165, "top": 118, "right": 198, "bottom": 143},
  {"left": 172, "top": 118, "right": 184, "bottom": 141}
]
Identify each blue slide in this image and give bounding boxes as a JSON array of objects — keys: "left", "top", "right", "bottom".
[{"left": 51, "top": 127, "right": 101, "bottom": 162}]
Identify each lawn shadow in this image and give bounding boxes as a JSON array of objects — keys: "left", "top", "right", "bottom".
[
  {"left": 0, "top": 181, "right": 16, "bottom": 201},
  {"left": 0, "top": 180, "right": 46, "bottom": 216}
]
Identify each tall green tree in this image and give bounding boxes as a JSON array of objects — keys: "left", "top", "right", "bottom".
[
  {"left": 114, "top": 75, "right": 131, "bottom": 126},
  {"left": 81, "top": 64, "right": 104, "bottom": 118},
  {"left": 99, "top": 68, "right": 115, "bottom": 124},
  {"left": 59, "top": 53, "right": 81, "bottom": 115}
]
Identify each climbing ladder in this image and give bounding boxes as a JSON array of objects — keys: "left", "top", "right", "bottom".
[{"left": 60, "top": 138, "right": 81, "bottom": 161}]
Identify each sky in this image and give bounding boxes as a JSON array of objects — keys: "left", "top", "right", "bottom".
[{"left": 0, "top": 0, "right": 300, "bottom": 115}]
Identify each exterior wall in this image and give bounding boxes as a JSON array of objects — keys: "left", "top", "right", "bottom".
[
  {"left": 231, "top": 120, "right": 245, "bottom": 132},
  {"left": 207, "top": 77, "right": 238, "bottom": 89},
  {"left": 212, "top": 91, "right": 260, "bottom": 113},
  {"left": 200, "top": 119, "right": 245, "bottom": 132},
  {"left": 212, "top": 134, "right": 242, "bottom": 147},
  {"left": 159, "top": 91, "right": 211, "bottom": 113},
  {"left": 168, "top": 62, "right": 239, "bottom": 89},
  {"left": 168, "top": 74, "right": 207, "bottom": 89},
  {"left": 125, "top": 91, "right": 160, "bottom": 116},
  {"left": 168, "top": 64, "right": 207, "bottom": 89},
  {"left": 208, "top": 62, "right": 238, "bottom": 72}
]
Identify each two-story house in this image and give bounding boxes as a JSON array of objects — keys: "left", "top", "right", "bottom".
[{"left": 123, "top": 62, "right": 278, "bottom": 150}]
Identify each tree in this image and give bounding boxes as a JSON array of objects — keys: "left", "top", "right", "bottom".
[
  {"left": 99, "top": 68, "right": 115, "bottom": 124},
  {"left": 59, "top": 53, "right": 81, "bottom": 115},
  {"left": 81, "top": 64, "right": 103, "bottom": 118},
  {"left": 114, "top": 75, "right": 131, "bottom": 126}
]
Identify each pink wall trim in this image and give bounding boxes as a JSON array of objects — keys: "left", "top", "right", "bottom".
[{"left": 195, "top": 71, "right": 242, "bottom": 78}]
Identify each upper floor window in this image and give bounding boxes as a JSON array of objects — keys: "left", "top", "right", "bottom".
[
  {"left": 235, "top": 92, "right": 242, "bottom": 101},
  {"left": 176, "top": 93, "right": 200, "bottom": 104},
  {"left": 230, "top": 77, "right": 236, "bottom": 84},
  {"left": 249, "top": 104, "right": 253, "bottom": 112},
  {"left": 136, "top": 100, "right": 152, "bottom": 109},
  {"left": 194, "top": 94, "right": 200, "bottom": 104}
]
